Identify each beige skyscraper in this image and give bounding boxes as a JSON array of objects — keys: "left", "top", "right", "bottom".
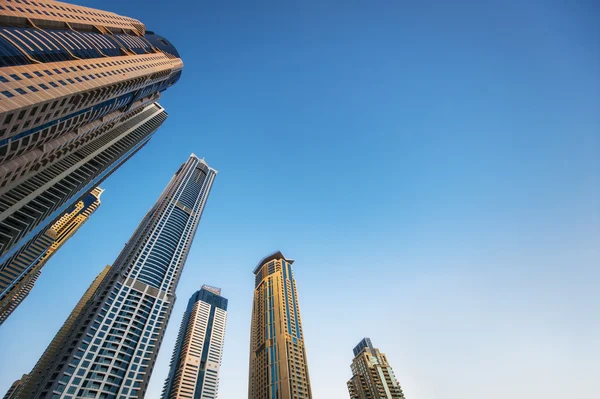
[
  {"left": 0, "top": 0, "right": 182, "bottom": 276},
  {"left": 347, "top": 338, "right": 406, "bottom": 399},
  {"left": 0, "top": 187, "right": 103, "bottom": 325},
  {"left": 248, "top": 251, "right": 312, "bottom": 399}
]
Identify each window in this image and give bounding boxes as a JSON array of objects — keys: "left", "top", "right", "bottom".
[
  {"left": 0, "top": 76, "right": 8, "bottom": 83},
  {"left": 9, "top": 74, "right": 22, "bottom": 81},
  {"left": 16, "top": 88, "right": 27, "bottom": 95},
  {"left": 28, "top": 86, "right": 39, "bottom": 92}
]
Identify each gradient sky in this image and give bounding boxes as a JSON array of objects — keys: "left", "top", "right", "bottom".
[{"left": 0, "top": 0, "right": 599, "bottom": 398}]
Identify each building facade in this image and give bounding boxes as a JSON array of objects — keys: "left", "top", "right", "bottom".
[
  {"left": 0, "top": 187, "right": 103, "bottom": 325},
  {"left": 162, "top": 285, "right": 228, "bottom": 399},
  {"left": 347, "top": 338, "right": 406, "bottom": 399},
  {"left": 248, "top": 251, "right": 312, "bottom": 399},
  {"left": 17, "top": 155, "right": 217, "bottom": 399},
  {"left": 15, "top": 265, "right": 112, "bottom": 399},
  {"left": 0, "top": 0, "right": 183, "bottom": 267}
]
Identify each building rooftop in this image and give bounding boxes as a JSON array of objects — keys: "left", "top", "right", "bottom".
[
  {"left": 201, "top": 285, "right": 222, "bottom": 296},
  {"left": 189, "top": 153, "right": 218, "bottom": 174},
  {"left": 253, "top": 251, "right": 294, "bottom": 274},
  {"left": 353, "top": 337, "right": 374, "bottom": 357}
]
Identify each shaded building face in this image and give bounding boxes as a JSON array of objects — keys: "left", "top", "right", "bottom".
[
  {"left": 347, "top": 338, "right": 406, "bottom": 399},
  {"left": 162, "top": 286, "right": 228, "bottom": 399},
  {"left": 17, "top": 155, "right": 216, "bottom": 399},
  {"left": 248, "top": 252, "right": 312, "bottom": 399},
  {"left": 0, "top": 0, "right": 182, "bottom": 268},
  {"left": 14, "top": 266, "right": 112, "bottom": 399},
  {"left": 0, "top": 187, "right": 103, "bottom": 326}
]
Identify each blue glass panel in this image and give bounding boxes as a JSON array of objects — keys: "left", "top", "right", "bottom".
[{"left": 0, "top": 34, "right": 29, "bottom": 66}]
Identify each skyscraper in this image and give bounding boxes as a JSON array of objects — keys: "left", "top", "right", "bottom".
[
  {"left": 162, "top": 285, "right": 228, "bottom": 399},
  {"left": 347, "top": 338, "right": 406, "bottom": 399},
  {"left": 17, "top": 155, "right": 217, "bottom": 399},
  {"left": 0, "top": 187, "right": 103, "bottom": 325},
  {"left": 248, "top": 251, "right": 312, "bottom": 399},
  {"left": 15, "top": 266, "right": 112, "bottom": 399},
  {"left": 0, "top": 0, "right": 183, "bottom": 268}
]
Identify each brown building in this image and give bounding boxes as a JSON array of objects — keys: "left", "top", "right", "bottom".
[
  {"left": 0, "top": 0, "right": 182, "bottom": 276},
  {"left": 248, "top": 251, "right": 312, "bottom": 399},
  {"left": 347, "top": 338, "right": 406, "bottom": 399}
]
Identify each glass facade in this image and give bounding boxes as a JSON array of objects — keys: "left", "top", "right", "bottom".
[
  {"left": 0, "top": 103, "right": 167, "bottom": 266},
  {"left": 17, "top": 155, "right": 217, "bottom": 399}
]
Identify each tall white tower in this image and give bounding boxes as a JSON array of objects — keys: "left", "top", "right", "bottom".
[{"left": 162, "top": 285, "right": 228, "bottom": 399}]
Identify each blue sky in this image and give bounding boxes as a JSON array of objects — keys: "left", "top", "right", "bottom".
[{"left": 1, "top": 0, "right": 599, "bottom": 398}]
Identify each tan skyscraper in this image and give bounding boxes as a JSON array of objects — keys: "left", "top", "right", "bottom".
[
  {"left": 347, "top": 338, "right": 406, "bottom": 399},
  {"left": 0, "top": 0, "right": 182, "bottom": 276},
  {"left": 0, "top": 187, "right": 103, "bottom": 325},
  {"left": 248, "top": 251, "right": 312, "bottom": 399}
]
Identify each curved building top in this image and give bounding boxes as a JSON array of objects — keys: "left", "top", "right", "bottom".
[
  {"left": 253, "top": 251, "right": 295, "bottom": 275},
  {"left": 0, "top": 0, "right": 146, "bottom": 35},
  {"left": 144, "top": 32, "right": 181, "bottom": 58}
]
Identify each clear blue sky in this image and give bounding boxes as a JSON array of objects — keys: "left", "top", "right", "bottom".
[{"left": 1, "top": 0, "right": 599, "bottom": 398}]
